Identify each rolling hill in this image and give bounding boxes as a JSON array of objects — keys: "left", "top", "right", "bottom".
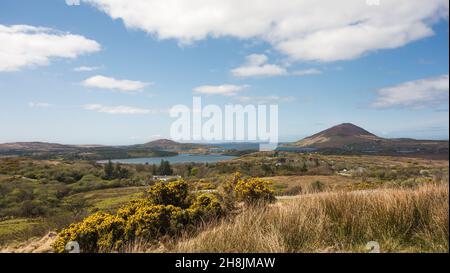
[
  {"left": 136, "top": 139, "right": 203, "bottom": 151},
  {"left": 293, "top": 123, "right": 382, "bottom": 148},
  {"left": 0, "top": 142, "right": 80, "bottom": 153},
  {"left": 0, "top": 140, "right": 179, "bottom": 159}
]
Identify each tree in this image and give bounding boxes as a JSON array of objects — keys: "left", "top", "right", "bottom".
[
  {"left": 63, "top": 198, "right": 89, "bottom": 217},
  {"left": 301, "top": 162, "right": 308, "bottom": 173},
  {"left": 158, "top": 160, "right": 173, "bottom": 175},
  {"left": 151, "top": 164, "right": 158, "bottom": 175},
  {"left": 103, "top": 160, "right": 114, "bottom": 180},
  {"left": 190, "top": 167, "right": 199, "bottom": 177},
  {"left": 314, "top": 158, "right": 320, "bottom": 167},
  {"left": 261, "top": 164, "right": 273, "bottom": 176},
  {"left": 114, "top": 163, "right": 130, "bottom": 179}
]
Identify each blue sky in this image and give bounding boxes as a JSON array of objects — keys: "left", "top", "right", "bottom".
[{"left": 0, "top": 0, "right": 449, "bottom": 145}]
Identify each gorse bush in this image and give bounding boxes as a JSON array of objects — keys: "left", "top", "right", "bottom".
[
  {"left": 147, "top": 180, "right": 189, "bottom": 208},
  {"left": 53, "top": 176, "right": 277, "bottom": 252},
  {"left": 219, "top": 172, "right": 275, "bottom": 208},
  {"left": 187, "top": 194, "right": 223, "bottom": 222},
  {"left": 123, "top": 204, "right": 188, "bottom": 241},
  {"left": 116, "top": 199, "right": 152, "bottom": 221},
  {"left": 52, "top": 212, "right": 125, "bottom": 253},
  {"left": 53, "top": 179, "right": 223, "bottom": 252},
  {"left": 219, "top": 172, "right": 241, "bottom": 211},
  {"left": 234, "top": 176, "right": 275, "bottom": 205}
]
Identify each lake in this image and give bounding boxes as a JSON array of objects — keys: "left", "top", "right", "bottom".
[{"left": 98, "top": 154, "right": 237, "bottom": 165}]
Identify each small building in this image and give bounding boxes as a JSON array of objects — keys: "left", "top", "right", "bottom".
[
  {"left": 152, "top": 175, "right": 182, "bottom": 182},
  {"left": 338, "top": 169, "right": 352, "bottom": 177}
]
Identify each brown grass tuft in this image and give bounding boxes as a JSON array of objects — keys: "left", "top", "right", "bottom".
[{"left": 168, "top": 183, "right": 448, "bottom": 253}]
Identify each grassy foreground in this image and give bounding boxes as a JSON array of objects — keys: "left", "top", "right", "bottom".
[{"left": 164, "top": 183, "right": 448, "bottom": 253}]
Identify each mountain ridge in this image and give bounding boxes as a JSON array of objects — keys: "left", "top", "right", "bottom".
[{"left": 2, "top": 127, "right": 449, "bottom": 159}]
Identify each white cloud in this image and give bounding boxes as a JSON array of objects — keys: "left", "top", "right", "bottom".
[
  {"left": 0, "top": 24, "right": 100, "bottom": 71},
  {"left": 74, "top": 66, "right": 101, "bottom": 72},
  {"left": 372, "top": 74, "right": 449, "bottom": 109},
  {"left": 293, "top": 68, "right": 322, "bottom": 76},
  {"left": 28, "top": 102, "right": 51, "bottom": 108},
  {"left": 232, "top": 54, "right": 322, "bottom": 78},
  {"left": 83, "top": 104, "right": 158, "bottom": 114},
  {"left": 84, "top": 0, "right": 448, "bottom": 62},
  {"left": 82, "top": 75, "right": 150, "bottom": 91},
  {"left": 193, "top": 84, "right": 248, "bottom": 96},
  {"left": 231, "top": 54, "right": 287, "bottom": 77},
  {"left": 235, "top": 95, "right": 296, "bottom": 104}
]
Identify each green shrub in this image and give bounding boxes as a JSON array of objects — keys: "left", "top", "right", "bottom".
[
  {"left": 19, "top": 200, "right": 48, "bottom": 217},
  {"left": 310, "top": 180, "right": 326, "bottom": 193},
  {"left": 190, "top": 167, "right": 199, "bottom": 177},
  {"left": 284, "top": 185, "right": 302, "bottom": 196}
]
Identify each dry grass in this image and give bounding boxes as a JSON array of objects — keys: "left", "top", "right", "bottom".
[
  {"left": 167, "top": 183, "right": 449, "bottom": 253},
  {"left": 262, "top": 175, "right": 357, "bottom": 194},
  {"left": 3, "top": 183, "right": 447, "bottom": 253},
  {"left": 0, "top": 232, "right": 57, "bottom": 253}
]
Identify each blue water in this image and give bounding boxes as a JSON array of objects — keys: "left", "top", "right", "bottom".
[{"left": 98, "top": 154, "right": 237, "bottom": 165}]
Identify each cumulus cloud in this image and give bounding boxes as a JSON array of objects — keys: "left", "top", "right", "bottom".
[
  {"left": 231, "top": 54, "right": 287, "bottom": 77},
  {"left": 293, "top": 68, "right": 322, "bottom": 76},
  {"left": 74, "top": 66, "right": 101, "bottom": 72},
  {"left": 83, "top": 104, "right": 158, "bottom": 114},
  {"left": 372, "top": 74, "right": 449, "bottom": 109},
  {"left": 0, "top": 24, "right": 100, "bottom": 71},
  {"left": 82, "top": 75, "right": 150, "bottom": 91},
  {"left": 231, "top": 54, "right": 322, "bottom": 77},
  {"left": 193, "top": 84, "right": 248, "bottom": 96},
  {"left": 83, "top": 0, "right": 448, "bottom": 62},
  {"left": 28, "top": 102, "right": 51, "bottom": 108}
]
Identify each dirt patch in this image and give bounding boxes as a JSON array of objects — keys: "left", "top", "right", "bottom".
[{"left": 0, "top": 232, "right": 57, "bottom": 253}]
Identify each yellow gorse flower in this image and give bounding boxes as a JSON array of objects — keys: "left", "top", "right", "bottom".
[{"left": 53, "top": 179, "right": 223, "bottom": 253}]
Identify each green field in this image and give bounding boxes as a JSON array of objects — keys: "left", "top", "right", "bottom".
[
  {"left": 68, "top": 186, "right": 147, "bottom": 212},
  {"left": 0, "top": 154, "right": 448, "bottom": 251},
  {"left": 0, "top": 218, "right": 44, "bottom": 245}
]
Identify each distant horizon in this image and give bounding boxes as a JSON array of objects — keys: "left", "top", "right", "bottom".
[{"left": 1, "top": 123, "right": 449, "bottom": 146}]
